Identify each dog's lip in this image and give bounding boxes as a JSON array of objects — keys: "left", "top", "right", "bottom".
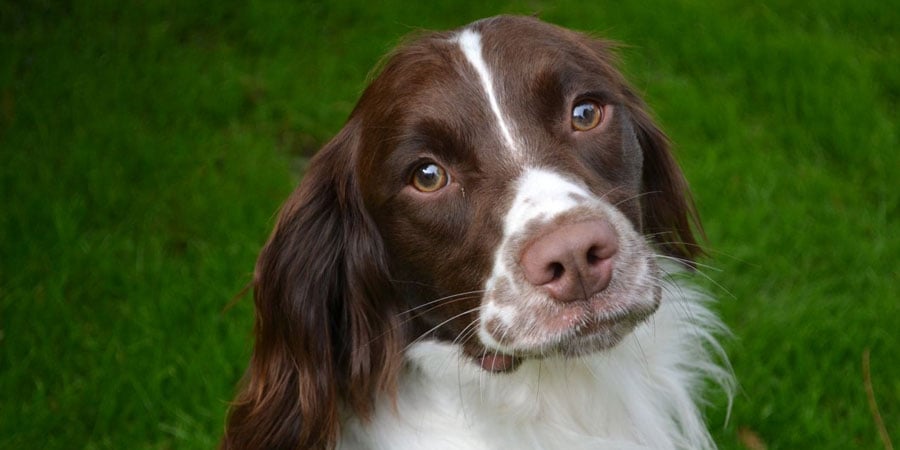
[
  {"left": 574, "top": 302, "right": 653, "bottom": 335},
  {"left": 477, "top": 300, "right": 658, "bottom": 362},
  {"left": 475, "top": 353, "right": 522, "bottom": 373}
]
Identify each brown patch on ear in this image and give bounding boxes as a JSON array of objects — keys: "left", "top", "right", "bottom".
[{"left": 221, "top": 121, "right": 405, "bottom": 450}]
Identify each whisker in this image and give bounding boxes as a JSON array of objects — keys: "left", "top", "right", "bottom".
[
  {"left": 389, "top": 278, "right": 441, "bottom": 289},
  {"left": 535, "top": 357, "right": 544, "bottom": 402},
  {"left": 647, "top": 271, "right": 703, "bottom": 326},
  {"left": 612, "top": 189, "right": 658, "bottom": 207},
  {"left": 654, "top": 254, "right": 736, "bottom": 300},
  {"left": 404, "top": 306, "right": 484, "bottom": 352},
  {"left": 399, "top": 290, "right": 487, "bottom": 316},
  {"left": 643, "top": 238, "right": 716, "bottom": 266},
  {"left": 647, "top": 236, "right": 751, "bottom": 266},
  {"left": 452, "top": 319, "right": 481, "bottom": 347},
  {"left": 390, "top": 293, "right": 484, "bottom": 335},
  {"left": 599, "top": 185, "right": 625, "bottom": 202}
]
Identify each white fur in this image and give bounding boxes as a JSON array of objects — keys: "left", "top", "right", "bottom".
[
  {"left": 502, "top": 168, "right": 592, "bottom": 236},
  {"left": 456, "top": 29, "right": 520, "bottom": 156},
  {"left": 339, "top": 271, "right": 733, "bottom": 449}
]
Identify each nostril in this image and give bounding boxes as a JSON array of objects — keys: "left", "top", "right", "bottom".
[
  {"left": 586, "top": 246, "right": 602, "bottom": 266},
  {"left": 519, "top": 220, "right": 619, "bottom": 303},
  {"left": 549, "top": 262, "right": 565, "bottom": 281}
]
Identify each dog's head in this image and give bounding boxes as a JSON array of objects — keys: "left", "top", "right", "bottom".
[{"left": 223, "top": 15, "right": 702, "bottom": 450}]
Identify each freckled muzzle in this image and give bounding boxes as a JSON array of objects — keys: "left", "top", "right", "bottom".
[{"left": 474, "top": 170, "right": 661, "bottom": 370}]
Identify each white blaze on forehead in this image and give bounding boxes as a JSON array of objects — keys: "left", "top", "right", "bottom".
[
  {"left": 504, "top": 168, "right": 593, "bottom": 235},
  {"left": 455, "top": 29, "right": 520, "bottom": 155}
]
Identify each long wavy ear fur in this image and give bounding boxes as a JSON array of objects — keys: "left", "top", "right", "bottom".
[{"left": 221, "top": 121, "right": 404, "bottom": 450}]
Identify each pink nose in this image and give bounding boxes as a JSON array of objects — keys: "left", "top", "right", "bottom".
[{"left": 520, "top": 220, "right": 618, "bottom": 303}]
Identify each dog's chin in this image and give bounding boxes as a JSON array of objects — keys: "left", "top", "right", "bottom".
[
  {"left": 473, "top": 303, "right": 658, "bottom": 374},
  {"left": 471, "top": 335, "right": 628, "bottom": 374}
]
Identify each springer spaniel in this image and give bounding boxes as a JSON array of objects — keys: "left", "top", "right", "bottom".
[{"left": 223, "top": 15, "right": 733, "bottom": 450}]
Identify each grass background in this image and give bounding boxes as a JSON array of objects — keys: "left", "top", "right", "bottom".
[{"left": 1, "top": 0, "right": 896, "bottom": 449}]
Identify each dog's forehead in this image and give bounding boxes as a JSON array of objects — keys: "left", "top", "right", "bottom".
[
  {"left": 355, "top": 16, "right": 620, "bottom": 186},
  {"left": 462, "top": 15, "right": 576, "bottom": 50},
  {"left": 446, "top": 17, "right": 584, "bottom": 161}
]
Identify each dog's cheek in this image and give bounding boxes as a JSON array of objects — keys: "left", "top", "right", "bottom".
[{"left": 374, "top": 198, "right": 460, "bottom": 278}]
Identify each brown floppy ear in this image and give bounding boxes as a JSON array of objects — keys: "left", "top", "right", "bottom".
[
  {"left": 222, "top": 120, "right": 404, "bottom": 450},
  {"left": 627, "top": 99, "right": 705, "bottom": 262}
]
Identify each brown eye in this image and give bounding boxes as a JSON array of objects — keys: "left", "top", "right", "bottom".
[
  {"left": 571, "top": 100, "right": 602, "bottom": 131},
  {"left": 411, "top": 162, "right": 449, "bottom": 192}
]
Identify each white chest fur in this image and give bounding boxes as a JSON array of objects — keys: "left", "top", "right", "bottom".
[{"left": 339, "top": 276, "right": 732, "bottom": 450}]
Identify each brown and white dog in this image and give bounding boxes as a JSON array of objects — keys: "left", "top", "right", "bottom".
[{"left": 222, "top": 15, "right": 732, "bottom": 450}]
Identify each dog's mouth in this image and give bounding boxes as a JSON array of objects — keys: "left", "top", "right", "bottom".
[
  {"left": 475, "top": 353, "right": 522, "bottom": 373},
  {"left": 472, "top": 298, "right": 659, "bottom": 373}
]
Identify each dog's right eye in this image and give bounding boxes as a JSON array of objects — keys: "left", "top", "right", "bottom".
[{"left": 410, "top": 162, "right": 449, "bottom": 193}]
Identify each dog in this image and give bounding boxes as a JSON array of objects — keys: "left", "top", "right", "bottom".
[{"left": 222, "top": 15, "right": 732, "bottom": 450}]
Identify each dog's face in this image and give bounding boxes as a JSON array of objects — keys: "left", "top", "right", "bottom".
[
  {"left": 225, "top": 16, "right": 704, "bottom": 449},
  {"left": 350, "top": 17, "right": 690, "bottom": 371}
]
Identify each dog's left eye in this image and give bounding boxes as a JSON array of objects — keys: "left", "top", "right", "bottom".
[
  {"left": 411, "top": 162, "right": 449, "bottom": 193},
  {"left": 571, "top": 100, "right": 603, "bottom": 131}
]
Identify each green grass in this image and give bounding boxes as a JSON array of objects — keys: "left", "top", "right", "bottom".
[{"left": 1, "top": 1, "right": 896, "bottom": 449}]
